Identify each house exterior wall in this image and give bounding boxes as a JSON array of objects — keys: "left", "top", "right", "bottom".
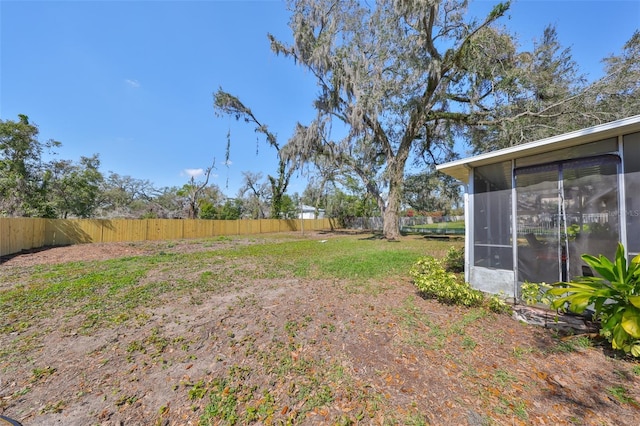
[{"left": 469, "top": 267, "right": 515, "bottom": 296}]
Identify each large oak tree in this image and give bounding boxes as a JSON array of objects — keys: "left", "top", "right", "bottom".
[{"left": 270, "top": 0, "right": 523, "bottom": 239}]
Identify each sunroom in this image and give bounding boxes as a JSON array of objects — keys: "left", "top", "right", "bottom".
[{"left": 436, "top": 115, "right": 640, "bottom": 300}]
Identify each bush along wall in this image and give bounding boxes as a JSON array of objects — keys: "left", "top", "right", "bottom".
[{"left": 409, "top": 254, "right": 511, "bottom": 314}]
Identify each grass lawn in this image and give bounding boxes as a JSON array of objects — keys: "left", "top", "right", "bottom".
[
  {"left": 408, "top": 220, "right": 465, "bottom": 230},
  {"left": 403, "top": 221, "right": 465, "bottom": 235}
]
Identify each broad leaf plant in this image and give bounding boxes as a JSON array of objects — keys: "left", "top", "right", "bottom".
[{"left": 548, "top": 243, "right": 640, "bottom": 357}]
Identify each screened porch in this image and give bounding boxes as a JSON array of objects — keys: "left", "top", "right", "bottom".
[{"left": 436, "top": 116, "right": 640, "bottom": 299}]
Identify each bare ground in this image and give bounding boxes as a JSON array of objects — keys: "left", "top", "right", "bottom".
[{"left": 1, "top": 234, "right": 639, "bottom": 425}]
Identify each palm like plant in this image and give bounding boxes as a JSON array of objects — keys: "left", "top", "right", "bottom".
[{"left": 549, "top": 243, "right": 640, "bottom": 356}]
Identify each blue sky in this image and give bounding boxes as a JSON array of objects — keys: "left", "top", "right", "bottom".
[{"left": 1, "top": 0, "right": 639, "bottom": 197}]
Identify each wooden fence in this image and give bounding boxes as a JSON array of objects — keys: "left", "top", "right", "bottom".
[{"left": 0, "top": 217, "right": 332, "bottom": 257}]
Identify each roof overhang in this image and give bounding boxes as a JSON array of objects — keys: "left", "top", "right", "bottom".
[{"left": 436, "top": 115, "right": 640, "bottom": 183}]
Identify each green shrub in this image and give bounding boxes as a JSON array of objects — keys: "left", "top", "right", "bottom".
[
  {"left": 520, "top": 281, "right": 555, "bottom": 306},
  {"left": 410, "top": 256, "right": 483, "bottom": 307},
  {"left": 443, "top": 246, "right": 465, "bottom": 273},
  {"left": 548, "top": 243, "right": 640, "bottom": 357},
  {"left": 487, "top": 292, "right": 512, "bottom": 314}
]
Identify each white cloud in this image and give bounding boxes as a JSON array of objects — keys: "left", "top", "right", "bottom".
[
  {"left": 125, "top": 79, "right": 140, "bottom": 88},
  {"left": 224, "top": 160, "right": 233, "bottom": 166},
  {"left": 184, "top": 168, "right": 204, "bottom": 178}
]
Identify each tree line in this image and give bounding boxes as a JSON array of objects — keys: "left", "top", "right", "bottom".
[
  {"left": 0, "top": 114, "right": 403, "bottom": 221},
  {"left": 3, "top": 1, "right": 638, "bottom": 233}
]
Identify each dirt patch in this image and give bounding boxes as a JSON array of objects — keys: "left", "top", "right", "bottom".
[{"left": 1, "top": 234, "right": 639, "bottom": 425}]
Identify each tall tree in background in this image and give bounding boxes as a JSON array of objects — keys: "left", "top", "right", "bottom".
[
  {"left": 177, "top": 161, "right": 216, "bottom": 219},
  {"left": 473, "top": 28, "right": 640, "bottom": 152},
  {"left": 217, "top": 198, "right": 243, "bottom": 220},
  {"left": 151, "top": 186, "right": 185, "bottom": 219},
  {"left": 470, "top": 25, "right": 587, "bottom": 151},
  {"left": 591, "top": 30, "right": 640, "bottom": 121},
  {"left": 301, "top": 156, "right": 363, "bottom": 217},
  {"left": 403, "top": 169, "right": 461, "bottom": 214},
  {"left": 99, "top": 173, "right": 158, "bottom": 217},
  {"left": 196, "top": 183, "right": 226, "bottom": 219},
  {"left": 0, "top": 114, "right": 60, "bottom": 216},
  {"left": 323, "top": 183, "right": 379, "bottom": 228},
  {"left": 213, "top": 89, "right": 295, "bottom": 219},
  {"left": 270, "top": 0, "right": 523, "bottom": 239},
  {"left": 238, "top": 171, "right": 269, "bottom": 219},
  {"left": 46, "top": 155, "right": 104, "bottom": 218}
]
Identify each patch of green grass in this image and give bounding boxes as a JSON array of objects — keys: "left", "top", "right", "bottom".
[
  {"left": 31, "top": 366, "right": 56, "bottom": 383},
  {"left": 245, "top": 390, "right": 276, "bottom": 422},
  {"left": 494, "top": 397, "right": 528, "bottom": 420},
  {"left": 512, "top": 346, "right": 535, "bottom": 359},
  {"left": 410, "top": 221, "right": 465, "bottom": 230},
  {"left": 394, "top": 296, "right": 491, "bottom": 352},
  {"left": 115, "top": 394, "right": 139, "bottom": 407},
  {"left": 493, "top": 369, "right": 517, "bottom": 386},
  {"left": 548, "top": 335, "right": 592, "bottom": 354},
  {"left": 234, "top": 237, "right": 442, "bottom": 281},
  {"left": 607, "top": 385, "right": 637, "bottom": 405},
  {"left": 452, "top": 308, "right": 487, "bottom": 332},
  {"left": 0, "top": 257, "right": 150, "bottom": 333},
  {"left": 40, "top": 399, "right": 66, "bottom": 414},
  {"left": 198, "top": 375, "right": 248, "bottom": 424},
  {"left": 461, "top": 336, "right": 477, "bottom": 350},
  {"left": 572, "top": 335, "right": 592, "bottom": 349},
  {"left": 188, "top": 380, "right": 208, "bottom": 400},
  {"left": 403, "top": 413, "right": 429, "bottom": 425}
]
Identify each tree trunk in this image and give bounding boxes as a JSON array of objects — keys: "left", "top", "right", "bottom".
[
  {"left": 382, "top": 201, "right": 400, "bottom": 240},
  {"left": 381, "top": 138, "right": 412, "bottom": 240},
  {"left": 382, "top": 163, "right": 404, "bottom": 240}
]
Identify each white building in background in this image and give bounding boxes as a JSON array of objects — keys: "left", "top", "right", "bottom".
[{"left": 299, "top": 205, "right": 325, "bottom": 219}]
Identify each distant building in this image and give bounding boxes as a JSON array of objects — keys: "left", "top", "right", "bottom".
[
  {"left": 299, "top": 205, "right": 325, "bottom": 219},
  {"left": 437, "top": 115, "right": 640, "bottom": 299}
]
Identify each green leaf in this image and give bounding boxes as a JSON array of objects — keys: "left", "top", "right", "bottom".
[
  {"left": 593, "top": 298, "right": 606, "bottom": 316},
  {"left": 631, "top": 343, "right": 640, "bottom": 358},
  {"left": 550, "top": 297, "right": 569, "bottom": 310},
  {"left": 547, "top": 287, "right": 567, "bottom": 296},
  {"left": 547, "top": 284, "right": 597, "bottom": 295},
  {"left": 629, "top": 295, "right": 640, "bottom": 309},
  {"left": 568, "top": 278, "right": 607, "bottom": 289},
  {"left": 603, "top": 311, "right": 624, "bottom": 333},
  {"left": 621, "top": 307, "right": 640, "bottom": 338},
  {"left": 612, "top": 324, "right": 630, "bottom": 350},
  {"left": 583, "top": 253, "right": 616, "bottom": 282},
  {"left": 601, "top": 258, "right": 619, "bottom": 282},
  {"left": 567, "top": 294, "right": 592, "bottom": 313},
  {"left": 628, "top": 256, "right": 640, "bottom": 276},
  {"left": 615, "top": 242, "right": 627, "bottom": 282}
]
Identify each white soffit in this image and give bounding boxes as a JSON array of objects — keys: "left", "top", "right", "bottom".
[{"left": 437, "top": 115, "right": 640, "bottom": 183}]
